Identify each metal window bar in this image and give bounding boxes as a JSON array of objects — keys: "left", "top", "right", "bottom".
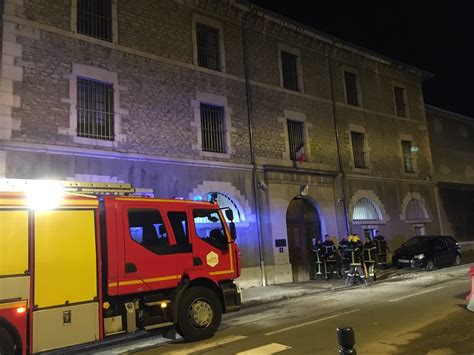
[
  {"left": 353, "top": 198, "right": 379, "bottom": 221},
  {"left": 401, "top": 140, "right": 414, "bottom": 172},
  {"left": 200, "top": 104, "right": 225, "bottom": 153},
  {"left": 287, "top": 120, "right": 304, "bottom": 161},
  {"left": 77, "top": 0, "right": 112, "bottom": 42},
  {"left": 394, "top": 87, "right": 407, "bottom": 117},
  {"left": 344, "top": 71, "right": 359, "bottom": 106},
  {"left": 281, "top": 51, "right": 299, "bottom": 91},
  {"left": 77, "top": 78, "right": 115, "bottom": 141},
  {"left": 196, "top": 23, "right": 220, "bottom": 71},
  {"left": 351, "top": 131, "right": 366, "bottom": 168}
]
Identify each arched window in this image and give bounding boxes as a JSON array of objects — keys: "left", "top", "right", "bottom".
[
  {"left": 405, "top": 199, "right": 428, "bottom": 221},
  {"left": 215, "top": 192, "right": 242, "bottom": 222},
  {"left": 353, "top": 198, "right": 380, "bottom": 221}
]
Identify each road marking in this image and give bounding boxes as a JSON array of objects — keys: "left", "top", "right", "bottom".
[
  {"left": 163, "top": 335, "right": 247, "bottom": 355},
  {"left": 388, "top": 286, "right": 444, "bottom": 302},
  {"left": 236, "top": 343, "right": 291, "bottom": 354},
  {"left": 264, "top": 309, "right": 360, "bottom": 336}
]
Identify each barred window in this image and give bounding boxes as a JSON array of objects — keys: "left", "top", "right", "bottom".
[
  {"left": 353, "top": 198, "right": 380, "bottom": 221},
  {"left": 281, "top": 51, "right": 299, "bottom": 91},
  {"left": 77, "top": 78, "right": 114, "bottom": 141},
  {"left": 196, "top": 23, "right": 221, "bottom": 71},
  {"left": 394, "top": 86, "right": 407, "bottom": 117},
  {"left": 200, "top": 104, "right": 226, "bottom": 153},
  {"left": 401, "top": 140, "right": 414, "bottom": 172},
  {"left": 77, "top": 0, "right": 112, "bottom": 42},
  {"left": 344, "top": 71, "right": 359, "bottom": 106},
  {"left": 287, "top": 120, "right": 305, "bottom": 161},
  {"left": 351, "top": 131, "right": 366, "bottom": 168}
]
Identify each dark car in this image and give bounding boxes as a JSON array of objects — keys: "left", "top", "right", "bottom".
[{"left": 392, "top": 235, "right": 461, "bottom": 271}]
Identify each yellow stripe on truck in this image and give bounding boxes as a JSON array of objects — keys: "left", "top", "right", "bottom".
[{"left": 0, "top": 210, "right": 28, "bottom": 276}]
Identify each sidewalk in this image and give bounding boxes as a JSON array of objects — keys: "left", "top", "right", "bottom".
[{"left": 240, "top": 252, "right": 474, "bottom": 307}]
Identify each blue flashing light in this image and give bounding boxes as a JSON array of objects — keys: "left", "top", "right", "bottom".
[{"left": 193, "top": 195, "right": 203, "bottom": 201}]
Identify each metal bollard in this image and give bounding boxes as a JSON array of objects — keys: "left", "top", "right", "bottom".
[{"left": 337, "top": 326, "right": 356, "bottom": 355}]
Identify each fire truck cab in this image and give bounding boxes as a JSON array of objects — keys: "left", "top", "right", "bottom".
[{"left": 0, "top": 180, "right": 241, "bottom": 354}]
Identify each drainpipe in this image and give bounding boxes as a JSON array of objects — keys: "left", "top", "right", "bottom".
[
  {"left": 242, "top": 8, "right": 266, "bottom": 286},
  {"left": 327, "top": 42, "right": 351, "bottom": 236}
]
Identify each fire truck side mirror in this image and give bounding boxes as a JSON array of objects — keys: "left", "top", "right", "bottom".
[
  {"left": 229, "top": 221, "right": 237, "bottom": 241},
  {"left": 224, "top": 209, "right": 234, "bottom": 221}
]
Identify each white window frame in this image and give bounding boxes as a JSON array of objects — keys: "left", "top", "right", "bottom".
[
  {"left": 342, "top": 68, "right": 363, "bottom": 107},
  {"left": 60, "top": 63, "right": 126, "bottom": 147},
  {"left": 279, "top": 110, "right": 312, "bottom": 161},
  {"left": 192, "top": 14, "right": 226, "bottom": 73},
  {"left": 191, "top": 92, "right": 235, "bottom": 159},
  {"left": 278, "top": 43, "right": 304, "bottom": 92},
  {"left": 71, "top": 0, "right": 119, "bottom": 44}
]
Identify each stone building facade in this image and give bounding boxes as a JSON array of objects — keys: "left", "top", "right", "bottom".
[
  {"left": 0, "top": 0, "right": 441, "bottom": 287},
  {"left": 425, "top": 105, "right": 474, "bottom": 243}
]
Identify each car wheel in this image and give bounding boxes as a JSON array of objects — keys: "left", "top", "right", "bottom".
[
  {"left": 425, "top": 260, "right": 435, "bottom": 271},
  {"left": 453, "top": 254, "right": 461, "bottom": 266},
  {"left": 176, "top": 286, "right": 222, "bottom": 342},
  {"left": 0, "top": 326, "right": 15, "bottom": 355}
]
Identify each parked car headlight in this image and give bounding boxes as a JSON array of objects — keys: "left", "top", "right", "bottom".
[{"left": 413, "top": 254, "right": 425, "bottom": 260}]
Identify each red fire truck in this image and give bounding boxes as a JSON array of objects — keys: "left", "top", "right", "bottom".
[{"left": 0, "top": 179, "right": 241, "bottom": 354}]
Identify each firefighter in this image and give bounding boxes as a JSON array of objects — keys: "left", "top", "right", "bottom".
[
  {"left": 322, "top": 234, "right": 341, "bottom": 279},
  {"left": 338, "top": 236, "right": 351, "bottom": 278},
  {"left": 374, "top": 230, "right": 389, "bottom": 269},
  {"left": 346, "top": 234, "right": 367, "bottom": 286},
  {"left": 363, "top": 235, "right": 377, "bottom": 282},
  {"left": 312, "top": 237, "right": 325, "bottom": 280}
]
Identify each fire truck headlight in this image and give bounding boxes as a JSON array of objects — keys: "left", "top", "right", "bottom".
[
  {"left": 26, "top": 180, "right": 64, "bottom": 210},
  {"left": 16, "top": 307, "right": 26, "bottom": 314}
]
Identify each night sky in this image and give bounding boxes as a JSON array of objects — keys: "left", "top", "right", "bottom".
[{"left": 249, "top": 0, "right": 474, "bottom": 118}]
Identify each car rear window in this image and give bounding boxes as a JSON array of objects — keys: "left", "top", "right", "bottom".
[{"left": 403, "top": 237, "right": 430, "bottom": 248}]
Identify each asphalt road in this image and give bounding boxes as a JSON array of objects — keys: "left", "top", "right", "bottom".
[{"left": 129, "top": 264, "right": 474, "bottom": 355}]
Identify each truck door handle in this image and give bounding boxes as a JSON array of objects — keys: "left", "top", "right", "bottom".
[
  {"left": 193, "top": 257, "right": 202, "bottom": 266},
  {"left": 125, "top": 263, "right": 137, "bottom": 273}
]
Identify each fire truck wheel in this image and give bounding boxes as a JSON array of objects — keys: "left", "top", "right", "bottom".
[
  {"left": 0, "top": 326, "right": 15, "bottom": 355},
  {"left": 177, "top": 286, "right": 222, "bottom": 341}
]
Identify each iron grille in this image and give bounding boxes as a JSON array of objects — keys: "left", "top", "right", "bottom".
[
  {"left": 401, "top": 140, "right": 414, "bottom": 172},
  {"left": 200, "top": 104, "right": 225, "bottom": 153},
  {"left": 77, "top": 77, "right": 115, "bottom": 141},
  {"left": 196, "top": 23, "right": 220, "bottom": 71},
  {"left": 353, "top": 198, "right": 379, "bottom": 221},
  {"left": 394, "top": 86, "right": 407, "bottom": 117},
  {"left": 281, "top": 51, "right": 299, "bottom": 91},
  {"left": 344, "top": 71, "right": 359, "bottom": 106},
  {"left": 351, "top": 131, "right": 366, "bottom": 168},
  {"left": 77, "top": 0, "right": 112, "bottom": 42},
  {"left": 287, "top": 120, "right": 304, "bottom": 161}
]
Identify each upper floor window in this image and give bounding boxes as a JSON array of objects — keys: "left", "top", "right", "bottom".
[
  {"left": 196, "top": 23, "right": 221, "bottom": 71},
  {"left": 287, "top": 120, "right": 305, "bottom": 161},
  {"left": 77, "top": 77, "right": 114, "bottom": 141},
  {"left": 351, "top": 131, "right": 366, "bottom": 168},
  {"left": 394, "top": 86, "right": 407, "bottom": 117},
  {"left": 401, "top": 140, "right": 414, "bottom": 173},
  {"left": 281, "top": 51, "right": 299, "bottom": 91},
  {"left": 77, "top": 0, "right": 112, "bottom": 41},
  {"left": 344, "top": 71, "right": 360, "bottom": 106},
  {"left": 200, "top": 103, "right": 226, "bottom": 153}
]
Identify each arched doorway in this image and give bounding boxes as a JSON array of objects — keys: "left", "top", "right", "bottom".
[{"left": 286, "top": 197, "right": 321, "bottom": 282}]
